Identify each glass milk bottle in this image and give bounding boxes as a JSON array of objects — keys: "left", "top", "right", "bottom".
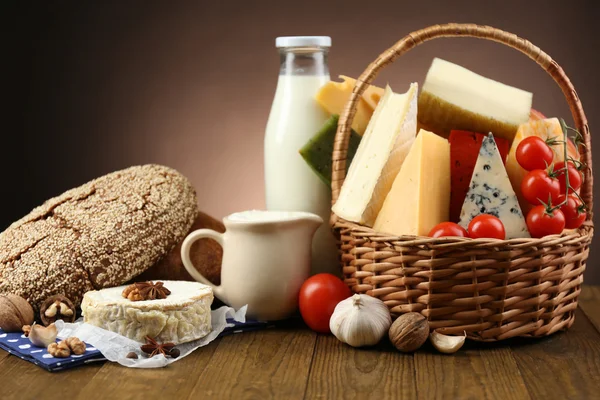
[{"left": 264, "top": 36, "right": 339, "bottom": 276}]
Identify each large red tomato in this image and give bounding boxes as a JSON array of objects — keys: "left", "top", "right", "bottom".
[{"left": 299, "top": 273, "right": 351, "bottom": 333}]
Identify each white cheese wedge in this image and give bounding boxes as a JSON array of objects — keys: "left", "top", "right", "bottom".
[
  {"left": 81, "top": 281, "right": 213, "bottom": 344},
  {"left": 332, "top": 83, "right": 418, "bottom": 226},
  {"left": 419, "top": 58, "right": 532, "bottom": 141},
  {"left": 373, "top": 129, "right": 450, "bottom": 236},
  {"left": 459, "top": 133, "right": 530, "bottom": 239}
]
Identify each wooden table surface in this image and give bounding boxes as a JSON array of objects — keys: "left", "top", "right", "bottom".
[{"left": 1, "top": 286, "right": 599, "bottom": 400}]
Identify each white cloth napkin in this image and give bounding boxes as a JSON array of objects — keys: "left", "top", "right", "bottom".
[{"left": 55, "top": 305, "right": 247, "bottom": 368}]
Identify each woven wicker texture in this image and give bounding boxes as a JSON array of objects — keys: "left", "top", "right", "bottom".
[{"left": 330, "top": 23, "right": 594, "bottom": 341}]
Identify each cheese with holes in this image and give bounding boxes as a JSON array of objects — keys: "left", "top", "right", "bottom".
[
  {"left": 315, "top": 76, "right": 385, "bottom": 135},
  {"left": 81, "top": 281, "right": 213, "bottom": 344},
  {"left": 459, "top": 133, "right": 530, "bottom": 239},
  {"left": 332, "top": 83, "right": 418, "bottom": 226},
  {"left": 506, "top": 118, "right": 580, "bottom": 213},
  {"left": 418, "top": 58, "right": 532, "bottom": 141},
  {"left": 373, "top": 129, "right": 450, "bottom": 236}
]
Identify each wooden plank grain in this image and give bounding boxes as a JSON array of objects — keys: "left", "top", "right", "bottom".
[
  {"left": 511, "top": 309, "right": 600, "bottom": 399},
  {"left": 75, "top": 339, "right": 220, "bottom": 400},
  {"left": 0, "top": 352, "right": 103, "bottom": 400},
  {"left": 579, "top": 285, "right": 600, "bottom": 332},
  {"left": 304, "top": 335, "right": 417, "bottom": 400},
  {"left": 188, "top": 328, "right": 317, "bottom": 399},
  {"left": 414, "top": 343, "right": 531, "bottom": 400}
]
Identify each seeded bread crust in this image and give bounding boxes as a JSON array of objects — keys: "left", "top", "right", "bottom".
[{"left": 0, "top": 165, "right": 198, "bottom": 312}]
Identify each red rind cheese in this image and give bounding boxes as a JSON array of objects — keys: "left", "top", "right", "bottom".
[{"left": 449, "top": 131, "right": 509, "bottom": 222}]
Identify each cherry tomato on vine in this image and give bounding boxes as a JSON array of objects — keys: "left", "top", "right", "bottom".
[
  {"left": 516, "top": 136, "right": 554, "bottom": 171},
  {"left": 428, "top": 222, "right": 468, "bottom": 238},
  {"left": 468, "top": 214, "right": 506, "bottom": 240},
  {"left": 299, "top": 273, "right": 351, "bottom": 333},
  {"left": 556, "top": 194, "right": 586, "bottom": 229},
  {"left": 526, "top": 205, "right": 566, "bottom": 238},
  {"left": 521, "top": 169, "right": 561, "bottom": 205},
  {"left": 553, "top": 161, "right": 582, "bottom": 192}
]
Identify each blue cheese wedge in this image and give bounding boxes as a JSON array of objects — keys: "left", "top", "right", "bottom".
[{"left": 458, "top": 133, "right": 530, "bottom": 239}]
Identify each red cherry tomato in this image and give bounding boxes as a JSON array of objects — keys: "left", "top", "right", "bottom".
[
  {"left": 428, "top": 222, "right": 469, "bottom": 238},
  {"left": 521, "top": 169, "right": 561, "bottom": 205},
  {"left": 556, "top": 194, "right": 586, "bottom": 229},
  {"left": 526, "top": 205, "right": 566, "bottom": 238},
  {"left": 468, "top": 214, "right": 506, "bottom": 240},
  {"left": 553, "top": 161, "right": 582, "bottom": 192},
  {"left": 299, "top": 273, "right": 351, "bottom": 333},
  {"left": 516, "top": 136, "right": 554, "bottom": 171}
]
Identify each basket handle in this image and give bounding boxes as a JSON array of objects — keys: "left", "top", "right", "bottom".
[{"left": 331, "top": 23, "right": 593, "bottom": 225}]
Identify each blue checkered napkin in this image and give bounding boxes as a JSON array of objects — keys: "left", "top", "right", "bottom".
[{"left": 0, "top": 329, "right": 105, "bottom": 372}]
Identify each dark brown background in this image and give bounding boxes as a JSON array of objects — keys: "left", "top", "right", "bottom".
[{"left": 5, "top": 1, "right": 599, "bottom": 281}]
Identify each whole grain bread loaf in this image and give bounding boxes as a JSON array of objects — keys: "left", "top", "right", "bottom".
[{"left": 0, "top": 165, "right": 198, "bottom": 311}]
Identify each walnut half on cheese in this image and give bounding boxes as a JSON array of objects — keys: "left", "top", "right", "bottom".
[{"left": 81, "top": 281, "right": 213, "bottom": 344}]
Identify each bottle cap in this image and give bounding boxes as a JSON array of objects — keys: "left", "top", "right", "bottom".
[{"left": 275, "top": 36, "right": 331, "bottom": 48}]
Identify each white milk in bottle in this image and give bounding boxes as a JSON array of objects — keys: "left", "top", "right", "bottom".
[{"left": 264, "top": 36, "right": 339, "bottom": 276}]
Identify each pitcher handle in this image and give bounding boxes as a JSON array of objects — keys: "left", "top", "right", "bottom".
[{"left": 181, "top": 229, "right": 225, "bottom": 299}]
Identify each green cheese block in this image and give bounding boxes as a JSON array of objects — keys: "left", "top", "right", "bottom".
[{"left": 299, "top": 115, "right": 362, "bottom": 186}]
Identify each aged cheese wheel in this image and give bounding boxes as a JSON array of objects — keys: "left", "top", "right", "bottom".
[
  {"left": 0, "top": 165, "right": 198, "bottom": 312},
  {"left": 82, "top": 281, "right": 213, "bottom": 344}
]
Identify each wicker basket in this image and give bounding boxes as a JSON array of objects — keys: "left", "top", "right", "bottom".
[{"left": 331, "top": 23, "right": 594, "bottom": 341}]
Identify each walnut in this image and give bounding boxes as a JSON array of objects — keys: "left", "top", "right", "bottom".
[
  {"left": 65, "top": 336, "right": 86, "bottom": 355},
  {"left": 40, "top": 295, "right": 76, "bottom": 326},
  {"left": 22, "top": 325, "right": 31, "bottom": 337},
  {"left": 388, "top": 312, "right": 429, "bottom": 352},
  {"left": 0, "top": 294, "right": 34, "bottom": 332},
  {"left": 47, "top": 341, "right": 71, "bottom": 358}
]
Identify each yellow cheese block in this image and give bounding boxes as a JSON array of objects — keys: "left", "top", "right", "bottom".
[
  {"left": 373, "top": 129, "right": 450, "bottom": 236},
  {"left": 315, "top": 76, "right": 385, "bottom": 135},
  {"left": 506, "top": 118, "right": 580, "bottom": 213}
]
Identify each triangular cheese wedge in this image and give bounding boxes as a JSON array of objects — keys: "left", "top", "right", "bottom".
[
  {"left": 459, "top": 133, "right": 530, "bottom": 239},
  {"left": 332, "top": 83, "right": 418, "bottom": 226},
  {"left": 373, "top": 129, "right": 450, "bottom": 236}
]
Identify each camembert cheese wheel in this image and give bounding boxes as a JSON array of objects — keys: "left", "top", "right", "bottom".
[{"left": 81, "top": 281, "right": 213, "bottom": 344}]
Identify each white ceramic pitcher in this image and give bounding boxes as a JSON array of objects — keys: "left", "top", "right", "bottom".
[{"left": 181, "top": 210, "right": 323, "bottom": 321}]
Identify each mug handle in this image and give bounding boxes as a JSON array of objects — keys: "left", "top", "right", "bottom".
[{"left": 181, "top": 229, "right": 225, "bottom": 299}]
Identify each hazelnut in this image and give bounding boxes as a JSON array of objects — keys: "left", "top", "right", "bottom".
[
  {"left": 388, "top": 312, "right": 429, "bottom": 352},
  {"left": 40, "top": 295, "right": 76, "bottom": 326},
  {"left": 0, "top": 294, "right": 34, "bottom": 332},
  {"left": 126, "top": 352, "right": 138, "bottom": 359}
]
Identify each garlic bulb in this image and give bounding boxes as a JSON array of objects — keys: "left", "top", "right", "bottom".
[{"left": 329, "top": 294, "right": 391, "bottom": 347}]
